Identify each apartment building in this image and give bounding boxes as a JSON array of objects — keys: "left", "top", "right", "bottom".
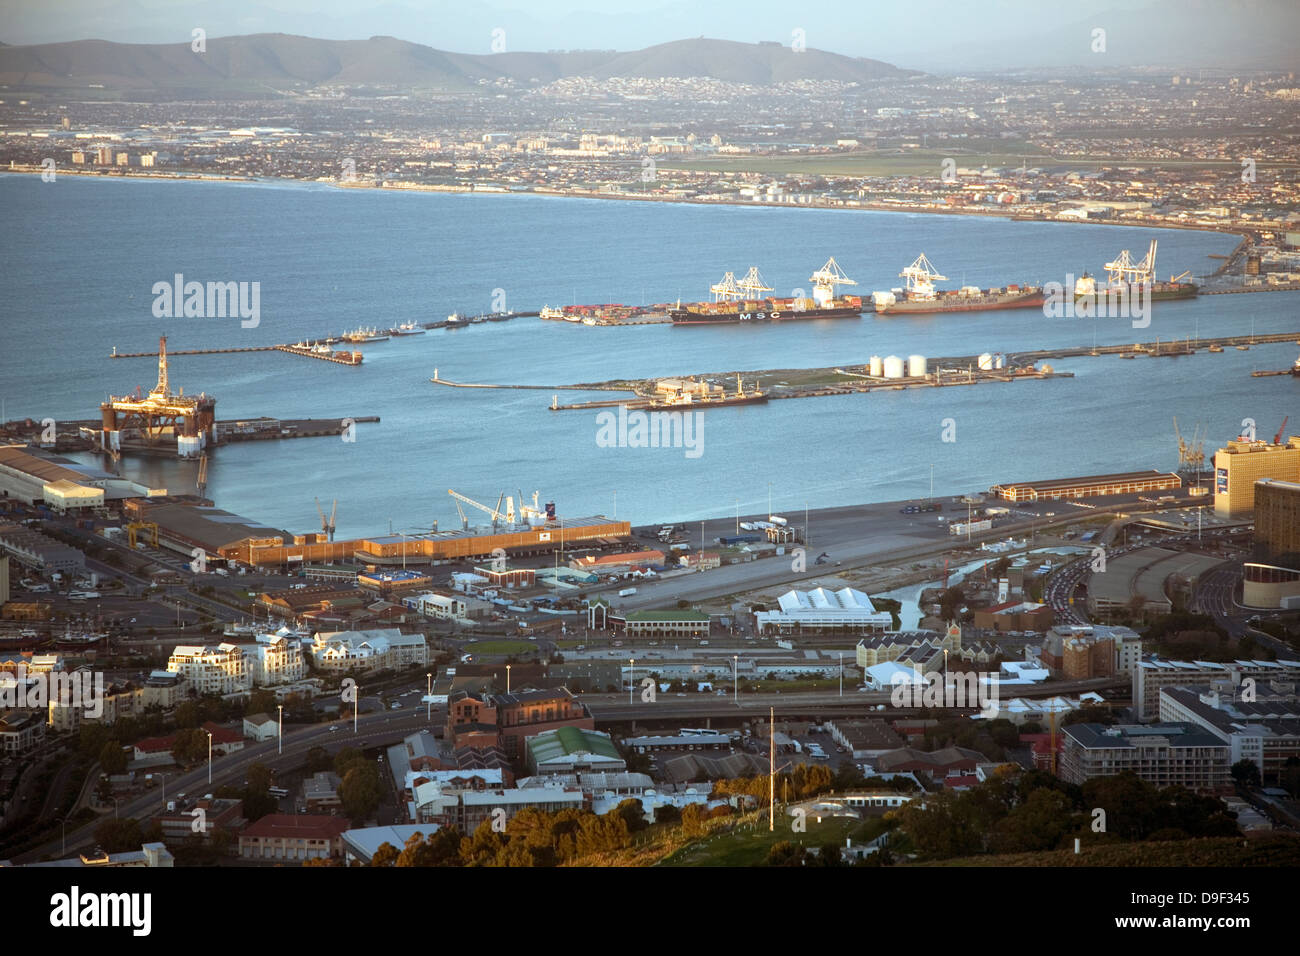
[
  {"left": 1059, "top": 722, "right": 1231, "bottom": 791},
  {"left": 166, "top": 643, "right": 251, "bottom": 695}
]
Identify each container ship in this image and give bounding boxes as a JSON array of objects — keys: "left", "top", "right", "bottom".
[
  {"left": 541, "top": 303, "right": 666, "bottom": 325},
  {"left": 670, "top": 258, "right": 863, "bottom": 325},
  {"left": 871, "top": 254, "right": 1044, "bottom": 315},
  {"left": 1074, "top": 240, "right": 1198, "bottom": 303}
]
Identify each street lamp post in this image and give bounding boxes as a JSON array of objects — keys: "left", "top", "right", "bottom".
[
  {"left": 506, "top": 663, "right": 512, "bottom": 695},
  {"left": 277, "top": 704, "right": 283, "bottom": 755},
  {"left": 206, "top": 731, "right": 213, "bottom": 785},
  {"left": 353, "top": 684, "right": 360, "bottom": 735},
  {"left": 158, "top": 772, "right": 169, "bottom": 811},
  {"left": 629, "top": 658, "right": 635, "bottom": 705},
  {"left": 839, "top": 652, "right": 843, "bottom": 697},
  {"left": 733, "top": 655, "right": 738, "bottom": 705},
  {"left": 426, "top": 672, "right": 432, "bottom": 722}
]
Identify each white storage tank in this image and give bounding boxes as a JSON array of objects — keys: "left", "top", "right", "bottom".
[
  {"left": 908, "top": 354, "right": 927, "bottom": 377},
  {"left": 977, "top": 352, "right": 994, "bottom": 370},
  {"left": 868, "top": 355, "right": 883, "bottom": 377},
  {"left": 883, "top": 355, "right": 905, "bottom": 379},
  {"left": 994, "top": 353, "right": 1005, "bottom": 369}
]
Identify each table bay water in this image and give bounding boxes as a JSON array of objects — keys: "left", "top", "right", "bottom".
[{"left": 1, "top": 174, "right": 1294, "bottom": 537}]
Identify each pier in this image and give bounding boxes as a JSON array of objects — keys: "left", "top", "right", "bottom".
[{"left": 110, "top": 343, "right": 363, "bottom": 366}]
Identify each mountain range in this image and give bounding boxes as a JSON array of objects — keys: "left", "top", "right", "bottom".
[{"left": 0, "top": 34, "right": 913, "bottom": 96}]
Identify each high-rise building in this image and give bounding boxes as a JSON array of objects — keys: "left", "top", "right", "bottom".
[
  {"left": 1213, "top": 436, "right": 1300, "bottom": 516},
  {"left": 1255, "top": 479, "right": 1300, "bottom": 567}
]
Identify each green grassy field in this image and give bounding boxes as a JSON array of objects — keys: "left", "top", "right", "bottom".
[
  {"left": 461, "top": 639, "right": 537, "bottom": 656},
  {"left": 660, "top": 814, "right": 876, "bottom": 867}
]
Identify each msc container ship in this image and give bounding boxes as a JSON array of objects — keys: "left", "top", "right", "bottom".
[
  {"left": 670, "top": 258, "right": 863, "bottom": 325},
  {"left": 871, "top": 254, "right": 1045, "bottom": 315}
]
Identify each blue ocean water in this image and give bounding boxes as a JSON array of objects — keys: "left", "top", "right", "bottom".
[{"left": 0, "top": 174, "right": 1293, "bottom": 536}]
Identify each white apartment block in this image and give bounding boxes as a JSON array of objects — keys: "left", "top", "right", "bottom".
[
  {"left": 309, "top": 629, "right": 427, "bottom": 673},
  {"left": 166, "top": 643, "right": 252, "bottom": 695},
  {"left": 248, "top": 632, "right": 305, "bottom": 686}
]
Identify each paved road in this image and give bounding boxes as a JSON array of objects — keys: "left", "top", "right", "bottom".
[{"left": 16, "top": 707, "right": 443, "bottom": 864}]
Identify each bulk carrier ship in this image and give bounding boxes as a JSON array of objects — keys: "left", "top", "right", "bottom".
[
  {"left": 1073, "top": 240, "right": 1198, "bottom": 303},
  {"left": 670, "top": 258, "right": 862, "bottom": 325},
  {"left": 871, "top": 254, "right": 1044, "bottom": 315}
]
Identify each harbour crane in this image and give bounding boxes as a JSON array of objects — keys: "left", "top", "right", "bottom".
[
  {"left": 1275, "top": 416, "right": 1290, "bottom": 445},
  {"left": 735, "top": 266, "right": 773, "bottom": 299},
  {"left": 899, "top": 254, "right": 946, "bottom": 297},
  {"left": 1173, "top": 417, "right": 1206, "bottom": 476},
  {"left": 809, "top": 256, "right": 857, "bottom": 295},
  {"left": 448, "top": 489, "right": 507, "bottom": 530},
  {"left": 196, "top": 453, "right": 208, "bottom": 499},
  {"left": 453, "top": 499, "right": 469, "bottom": 531},
  {"left": 315, "top": 497, "right": 337, "bottom": 541},
  {"left": 710, "top": 271, "right": 742, "bottom": 302}
]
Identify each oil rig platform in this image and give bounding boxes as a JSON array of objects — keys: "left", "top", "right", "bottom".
[{"left": 99, "top": 336, "right": 216, "bottom": 459}]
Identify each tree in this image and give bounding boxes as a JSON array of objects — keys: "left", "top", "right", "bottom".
[
  {"left": 98, "top": 740, "right": 128, "bottom": 775},
  {"left": 305, "top": 746, "right": 332, "bottom": 773},
  {"left": 339, "top": 765, "right": 381, "bottom": 821},
  {"left": 370, "top": 842, "right": 400, "bottom": 867},
  {"left": 1231, "top": 759, "right": 1262, "bottom": 789},
  {"left": 94, "top": 817, "right": 142, "bottom": 853},
  {"left": 680, "top": 802, "right": 708, "bottom": 838},
  {"left": 610, "top": 799, "right": 649, "bottom": 834},
  {"left": 246, "top": 689, "right": 277, "bottom": 716},
  {"left": 766, "top": 841, "right": 805, "bottom": 866},
  {"left": 172, "top": 727, "right": 208, "bottom": 765},
  {"left": 334, "top": 746, "right": 367, "bottom": 778}
]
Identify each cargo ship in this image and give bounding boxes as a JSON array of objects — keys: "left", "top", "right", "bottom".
[
  {"left": 871, "top": 254, "right": 1044, "bottom": 314},
  {"left": 671, "top": 258, "right": 863, "bottom": 325},
  {"left": 1073, "top": 240, "right": 1198, "bottom": 303},
  {"left": 542, "top": 303, "right": 666, "bottom": 325}
]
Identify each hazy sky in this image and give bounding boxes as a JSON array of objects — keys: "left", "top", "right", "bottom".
[{"left": 2, "top": 0, "right": 1296, "bottom": 71}]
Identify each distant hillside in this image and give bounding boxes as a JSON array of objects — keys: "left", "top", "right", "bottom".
[{"left": 0, "top": 33, "right": 913, "bottom": 96}]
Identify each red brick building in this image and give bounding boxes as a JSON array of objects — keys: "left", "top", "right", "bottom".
[{"left": 238, "top": 814, "right": 350, "bottom": 862}]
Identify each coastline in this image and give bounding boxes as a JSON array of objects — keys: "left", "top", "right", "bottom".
[{"left": 1, "top": 163, "right": 1254, "bottom": 243}]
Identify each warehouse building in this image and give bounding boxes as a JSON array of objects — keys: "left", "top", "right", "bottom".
[
  {"left": 991, "top": 469, "right": 1181, "bottom": 502},
  {"left": 0, "top": 444, "right": 151, "bottom": 508},
  {"left": 756, "top": 587, "right": 892, "bottom": 635},
  {"left": 0, "top": 523, "right": 85, "bottom": 574}
]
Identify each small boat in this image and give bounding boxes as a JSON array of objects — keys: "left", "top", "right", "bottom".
[
  {"left": 1236, "top": 344, "right": 1250, "bottom": 351},
  {"left": 539, "top": 306, "right": 565, "bottom": 320},
  {"left": 389, "top": 321, "right": 426, "bottom": 336},
  {"left": 1208, "top": 344, "right": 1223, "bottom": 353},
  {"left": 1120, "top": 353, "right": 1136, "bottom": 359},
  {"left": 445, "top": 313, "right": 466, "bottom": 327}
]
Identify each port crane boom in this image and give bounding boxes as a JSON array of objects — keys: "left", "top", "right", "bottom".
[
  {"left": 448, "top": 489, "right": 507, "bottom": 530},
  {"left": 710, "top": 271, "right": 742, "bottom": 302},
  {"left": 736, "top": 266, "right": 773, "bottom": 299},
  {"left": 809, "top": 257, "right": 857, "bottom": 294},
  {"left": 315, "top": 497, "right": 337, "bottom": 541}
]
